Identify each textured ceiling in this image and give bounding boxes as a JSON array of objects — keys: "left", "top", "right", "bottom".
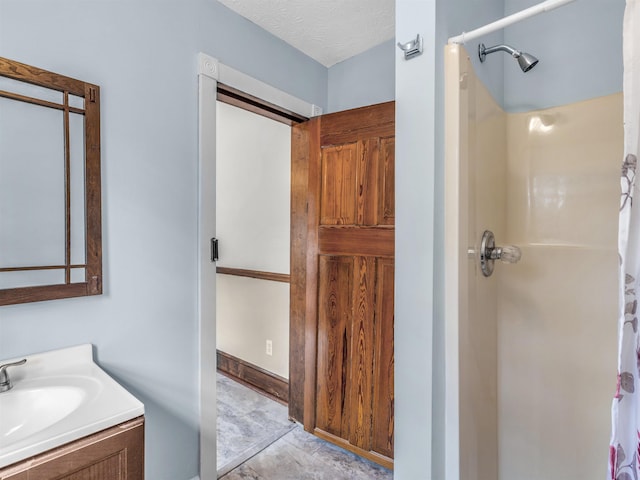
[{"left": 217, "top": 0, "right": 395, "bottom": 67}]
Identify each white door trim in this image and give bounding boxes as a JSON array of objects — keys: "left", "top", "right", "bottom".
[
  {"left": 197, "top": 59, "right": 218, "bottom": 480},
  {"left": 198, "top": 53, "right": 321, "bottom": 118},
  {"left": 196, "top": 52, "right": 318, "bottom": 480}
]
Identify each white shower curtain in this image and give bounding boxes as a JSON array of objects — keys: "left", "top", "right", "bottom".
[{"left": 610, "top": 1, "right": 640, "bottom": 479}]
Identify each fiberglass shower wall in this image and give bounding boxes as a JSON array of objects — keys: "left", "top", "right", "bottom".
[{"left": 445, "top": 44, "right": 621, "bottom": 480}]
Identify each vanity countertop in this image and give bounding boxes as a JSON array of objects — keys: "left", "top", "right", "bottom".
[{"left": 0, "top": 344, "right": 144, "bottom": 468}]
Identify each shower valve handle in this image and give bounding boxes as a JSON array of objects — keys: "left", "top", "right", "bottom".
[
  {"left": 492, "top": 245, "right": 522, "bottom": 264},
  {"left": 480, "top": 230, "right": 522, "bottom": 277}
]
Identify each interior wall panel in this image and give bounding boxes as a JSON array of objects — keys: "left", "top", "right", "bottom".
[{"left": 216, "top": 100, "right": 291, "bottom": 377}]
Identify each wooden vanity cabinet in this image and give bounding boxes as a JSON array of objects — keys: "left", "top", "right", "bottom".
[{"left": 0, "top": 417, "right": 144, "bottom": 480}]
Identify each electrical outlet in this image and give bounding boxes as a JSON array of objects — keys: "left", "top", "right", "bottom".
[{"left": 266, "top": 339, "right": 273, "bottom": 356}]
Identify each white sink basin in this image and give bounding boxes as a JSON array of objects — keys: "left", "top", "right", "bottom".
[
  {"left": 0, "top": 380, "right": 94, "bottom": 447},
  {"left": 0, "top": 345, "right": 144, "bottom": 468}
]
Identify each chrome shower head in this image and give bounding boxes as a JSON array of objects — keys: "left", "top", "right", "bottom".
[
  {"left": 516, "top": 51, "right": 539, "bottom": 72},
  {"left": 478, "top": 43, "right": 539, "bottom": 72}
]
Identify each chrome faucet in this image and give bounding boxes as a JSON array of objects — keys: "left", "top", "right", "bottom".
[{"left": 0, "top": 359, "right": 27, "bottom": 393}]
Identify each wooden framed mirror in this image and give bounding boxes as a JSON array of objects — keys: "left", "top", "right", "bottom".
[{"left": 0, "top": 57, "right": 102, "bottom": 306}]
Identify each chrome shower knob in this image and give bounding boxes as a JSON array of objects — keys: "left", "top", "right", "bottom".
[
  {"left": 480, "top": 230, "right": 522, "bottom": 277},
  {"left": 495, "top": 245, "right": 522, "bottom": 264}
]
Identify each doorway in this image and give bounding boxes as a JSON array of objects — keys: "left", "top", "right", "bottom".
[
  {"left": 197, "top": 54, "right": 395, "bottom": 479},
  {"left": 215, "top": 97, "right": 396, "bottom": 475},
  {"left": 196, "top": 54, "right": 317, "bottom": 479},
  {"left": 215, "top": 97, "right": 293, "bottom": 389},
  {"left": 213, "top": 86, "right": 304, "bottom": 476}
]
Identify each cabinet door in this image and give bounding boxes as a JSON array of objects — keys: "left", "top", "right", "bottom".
[{"left": 0, "top": 417, "right": 144, "bottom": 480}]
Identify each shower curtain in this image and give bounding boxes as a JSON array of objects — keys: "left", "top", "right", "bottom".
[{"left": 610, "top": 1, "right": 640, "bottom": 479}]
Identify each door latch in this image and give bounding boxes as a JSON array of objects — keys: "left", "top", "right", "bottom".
[{"left": 210, "top": 237, "right": 219, "bottom": 262}]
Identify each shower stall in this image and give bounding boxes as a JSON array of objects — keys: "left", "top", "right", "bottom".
[{"left": 444, "top": 31, "right": 622, "bottom": 480}]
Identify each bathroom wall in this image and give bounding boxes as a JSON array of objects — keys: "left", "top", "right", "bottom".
[
  {"left": 215, "top": 101, "right": 290, "bottom": 379},
  {"left": 216, "top": 276, "right": 289, "bottom": 377},
  {"left": 498, "top": 92, "right": 621, "bottom": 480},
  {"left": 394, "top": 1, "right": 438, "bottom": 477},
  {"left": 436, "top": 0, "right": 506, "bottom": 106},
  {"left": 0, "top": 1, "right": 326, "bottom": 479},
  {"left": 503, "top": 0, "right": 625, "bottom": 112},
  {"left": 327, "top": 39, "right": 395, "bottom": 113}
]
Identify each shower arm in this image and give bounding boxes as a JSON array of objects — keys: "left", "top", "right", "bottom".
[{"left": 482, "top": 44, "right": 518, "bottom": 58}]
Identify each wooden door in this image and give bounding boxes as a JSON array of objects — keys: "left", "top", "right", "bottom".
[{"left": 290, "top": 101, "right": 395, "bottom": 469}]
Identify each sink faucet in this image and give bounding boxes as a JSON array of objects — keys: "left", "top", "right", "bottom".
[{"left": 0, "top": 359, "right": 27, "bottom": 393}]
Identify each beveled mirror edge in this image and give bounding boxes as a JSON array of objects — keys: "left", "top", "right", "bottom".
[{"left": 0, "top": 56, "right": 102, "bottom": 306}]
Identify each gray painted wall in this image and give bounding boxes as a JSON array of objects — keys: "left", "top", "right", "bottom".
[
  {"left": 327, "top": 39, "right": 395, "bottom": 113},
  {"left": 434, "top": 0, "right": 625, "bottom": 113},
  {"left": 0, "top": 1, "right": 325, "bottom": 479},
  {"left": 394, "top": 1, "right": 437, "bottom": 477},
  {"left": 504, "top": 0, "right": 624, "bottom": 112},
  {"left": 195, "top": 0, "right": 327, "bottom": 109},
  {"left": 438, "top": 0, "right": 506, "bottom": 102}
]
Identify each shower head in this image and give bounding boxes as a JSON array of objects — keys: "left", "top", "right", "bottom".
[
  {"left": 478, "top": 43, "right": 539, "bottom": 72},
  {"left": 516, "top": 51, "right": 539, "bottom": 72}
]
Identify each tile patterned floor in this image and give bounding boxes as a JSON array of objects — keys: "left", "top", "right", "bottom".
[
  {"left": 216, "top": 373, "right": 393, "bottom": 479},
  {"left": 217, "top": 373, "right": 295, "bottom": 475}
]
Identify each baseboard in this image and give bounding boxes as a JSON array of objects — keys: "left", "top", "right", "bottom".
[{"left": 216, "top": 350, "right": 289, "bottom": 404}]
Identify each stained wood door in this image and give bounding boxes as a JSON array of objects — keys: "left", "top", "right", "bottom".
[{"left": 290, "top": 101, "right": 395, "bottom": 469}]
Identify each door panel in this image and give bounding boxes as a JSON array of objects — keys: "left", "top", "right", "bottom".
[
  {"left": 320, "top": 144, "right": 358, "bottom": 225},
  {"left": 356, "top": 140, "right": 380, "bottom": 226},
  {"left": 346, "top": 256, "right": 376, "bottom": 450},
  {"left": 317, "top": 227, "right": 393, "bottom": 257},
  {"left": 372, "top": 257, "right": 394, "bottom": 459},
  {"left": 379, "top": 137, "right": 395, "bottom": 226},
  {"left": 290, "top": 101, "right": 394, "bottom": 469},
  {"left": 316, "top": 255, "right": 353, "bottom": 438}
]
